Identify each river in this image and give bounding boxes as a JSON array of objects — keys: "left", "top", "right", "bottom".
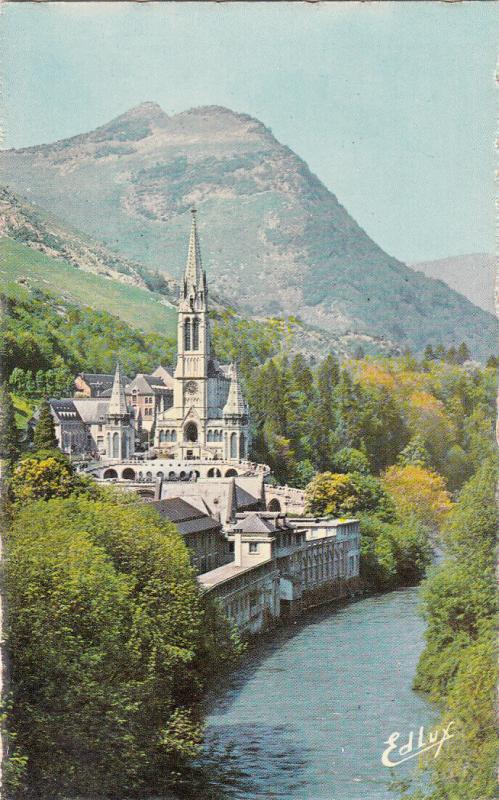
[{"left": 197, "top": 587, "right": 436, "bottom": 800}]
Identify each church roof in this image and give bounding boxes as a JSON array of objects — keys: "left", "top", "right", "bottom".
[{"left": 108, "top": 363, "right": 128, "bottom": 416}]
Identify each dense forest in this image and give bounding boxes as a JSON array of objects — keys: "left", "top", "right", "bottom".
[{"left": 0, "top": 283, "right": 496, "bottom": 799}]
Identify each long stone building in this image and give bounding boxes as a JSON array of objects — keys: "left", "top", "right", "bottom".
[{"left": 199, "top": 512, "right": 361, "bottom": 634}]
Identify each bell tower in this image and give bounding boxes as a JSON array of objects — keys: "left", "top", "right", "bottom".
[{"left": 172, "top": 209, "right": 210, "bottom": 451}]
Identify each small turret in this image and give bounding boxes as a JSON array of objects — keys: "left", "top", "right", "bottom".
[
  {"left": 223, "top": 363, "right": 247, "bottom": 419},
  {"left": 107, "top": 362, "right": 128, "bottom": 417}
]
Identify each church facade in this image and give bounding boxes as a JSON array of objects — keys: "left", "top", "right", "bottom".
[{"left": 154, "top": 210, "right": 250, "bottom": 463}]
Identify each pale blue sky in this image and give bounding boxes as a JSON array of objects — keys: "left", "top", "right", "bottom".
[{"left": 1, "top": 1, "right": 497, "bottom": 263}]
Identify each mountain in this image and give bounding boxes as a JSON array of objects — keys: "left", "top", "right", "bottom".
[
  {"left": 411, "top": 254, "right": 496, "bottom": 315},
  {"left": 1, "top": 102, "right": 496, "bottom": 358},
  {"left": 0, "top": 187, "right": 397, "bottom": 360}
]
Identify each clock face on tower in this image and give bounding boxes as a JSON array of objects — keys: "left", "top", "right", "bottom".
[{"left": 184, "top": 380, "right": 198, "bottom": 396}]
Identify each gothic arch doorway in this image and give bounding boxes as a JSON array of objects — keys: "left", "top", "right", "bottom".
[
  {"left": 103, "top": 468, "right": 118, "bottom": 480},
  {"left": 225, "top": 468, "right": 238, "bottom": 478},
  {"left": 268, "top": 498, "right": 281, "bottom": 512},
  {"left": 122, "top": 468, "right": 135, "bottom": 481},
  {"left": 184, "top": 422, "right": 198, "bottom": 442}
]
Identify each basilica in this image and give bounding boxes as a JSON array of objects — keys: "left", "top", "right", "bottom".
[{"left": 49, "top": 210, "right": 250, "bottom": 468}]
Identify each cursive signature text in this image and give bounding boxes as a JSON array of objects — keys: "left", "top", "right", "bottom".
[{"left": 381, "top": 721, "right": 455, "bottom": 767}]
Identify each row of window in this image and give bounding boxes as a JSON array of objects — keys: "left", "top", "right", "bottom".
[
  {"left": 159, "top": 430, "right": 177, "bottom": 442},
  {"left": 207, "top": 430, "right": 224, "bottom": 442}
]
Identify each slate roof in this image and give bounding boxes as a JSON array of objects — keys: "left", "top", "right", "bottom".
[
  {"left": 234, "top": 483, "right": 260, "bottom": 510},
  {"left": 50, "top": 399, "right": 82, "bottom": 422},
  {"left": 233, "top": 513, "right": 276, "bottom": 534},
  {"left": 151, "top": 497, "right": 221, "bottom": 537},
  {"left": 72, "top": 398, "right": 110, "bottom": 423}
]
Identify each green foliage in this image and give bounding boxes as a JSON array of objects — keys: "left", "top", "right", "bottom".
[
  {"left": 10, "top": 451, "right": 96, "bottom": 504},
  {"left": 411, "top": 460, "right": 497, "bottom": 799},
  {"left": 397, "top": 435, "right": 429, "bottom": 468},
  {"left": 305, "top": 471, "right": 394, "bottom": 520},
  {"left": 0, "top": 383, "right": 21, "bottom": 464},
  {"left": 0, "top": 287, "right": 176, "bottom": 387},
  {"left": 330, "top": 447, "right": 370, "bottom": 475},
  {"left": 33, "top": 400, "right": 58, "bottom": 450},
  {"left": 5, "top": 492, "right": 242, "bottom": 798},
  {"left": 358, "top": 513, "right": 432, "bottom": 591}
]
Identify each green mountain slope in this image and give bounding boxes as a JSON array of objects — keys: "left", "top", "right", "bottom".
[
  {"left": 0, "top": 102, "right": 496, "bottom": 358},
  {"left": 0, "top": 238, "right": 177, "bottom": 337}
]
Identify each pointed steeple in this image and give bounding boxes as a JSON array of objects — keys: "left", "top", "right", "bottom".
[
  {"left": 182, "top": 208, "right": 206, "bottom": 307},
  {"left": 223, "top": 363, "right": 247, "bottom": 417},
  {"left": 108, "top": 362, "right": 128, "bottom": 417}
]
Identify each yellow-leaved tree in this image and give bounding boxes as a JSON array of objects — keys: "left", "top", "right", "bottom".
[{"left": 382, "top": 463, "right": 452, "bottom": 530}]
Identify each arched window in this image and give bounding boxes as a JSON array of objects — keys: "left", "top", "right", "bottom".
[
  {"left": 122, "top": 432, "right": 128, "bottom": 458},
  {"left": 103, "top": 468, "right": 118, "bottom": 480},
  {"left": 171, "top": 430, "right": 177, "bottom": 442},
  {"left": 185, "top": 422, "right": 198, "bottom": 442},
  {"left": 184, "top": 319, "right": 191, "bottom": 351},
  {"left": 239, "top": 432, "right": 246, "bottom": 459},
  {"left": 159, "top": 430, "right": 165, "bottom": 443},
  {"left": 207, "top": 431, "right": 213, "bottom": 442},
  {"left": 145, "top": 471, "right": 153, "bottom": 481},
  {"left": 112, "top": 432, "right": 120, "bottom": 458},
  {"left": 122, "top": 467, "right": 135, "bottom": 481},
  {"left": 165, "top": 431, "right": 171, "bottom": 442},
  {"left": 192, "top": 318, "right": 200, "bottom": 350},
  {"left": 230, "top": 432, "right": 237, "bottom": 459}
]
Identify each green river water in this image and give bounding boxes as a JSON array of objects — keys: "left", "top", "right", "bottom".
[{"left": 199, "top": 587, "right": 436, "bottom": 800}]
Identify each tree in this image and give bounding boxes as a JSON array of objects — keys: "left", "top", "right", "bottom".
[
  {"left": 0, "top": 384, "right": 20, "bottom": 465},
  {"left": 33, "top": 400, "right": 58, "bottom": 451},
  {"left": 456, "top": 341, "right": 471, "bottom": 365},
  {"left": 5, "top": 493, "right": 242, "bottom": 798},
  {"left": 396, "top": 434, "right": 429, "bottom": 468},
  {"left": 305, "top": 470, "right": 393, "bottom": 519},
  {"left": 445, "top": 345, "right": 458, "bottom": 364},
  {"left": 423, "top": 344, "right": 436, "bottom": 361},
  {"left": 358, "top": 513, "right": 431, "bottom": 591},
  {"left": 485, "top": 355, "right": 498, "bottom": 369},
  {"left": 435, "top": 343, "right": 446, "bottom": 361},
  {"left": 9, "top": 453, "right": 94, "bottom": 505},
  {"left": 382, "top": 464, "right": 452, "bottom": 530},
  {"left": 330, "top": 447, "right": 370, "bottom": 475}
]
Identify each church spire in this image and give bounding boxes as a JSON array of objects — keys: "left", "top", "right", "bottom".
[
  {"left": 182, "top": 208, "right": 206, "bottom": 307},
  {"left": 108, "top": 362, "right": 128, "bottom": 417},
  {"left": 223, "top": 363, "right": 247, "bottom": 417}
]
